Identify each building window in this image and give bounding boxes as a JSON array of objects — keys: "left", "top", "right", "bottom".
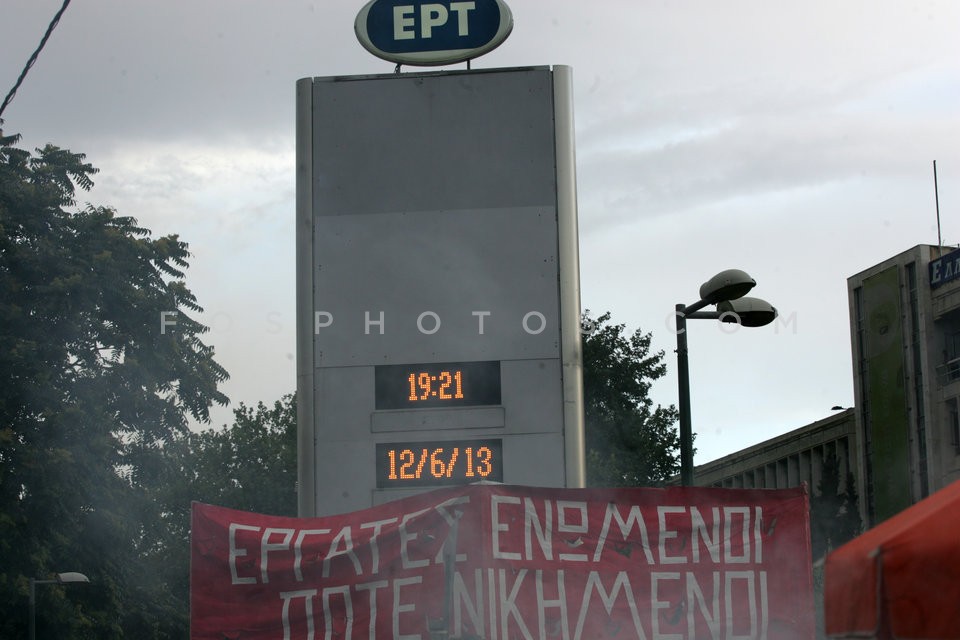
[
  {"left": 946, "top": 331, "right": 960, "bottom": 381},
  {"left": 936, "top": 307, "right": 960, "bottom": 385}
]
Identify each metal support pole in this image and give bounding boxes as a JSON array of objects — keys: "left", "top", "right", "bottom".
[
  {"left": 28, "top": 572, "right": 88, "bottom": 638},
  {"left": 672, "top": 270, "right": 772, "bottom": 487},
  {"left": 28, "top": 578, "right": 57, "bottom": 640},
  {"left": 28, "top": 578, "right": 36, "bottom": 640},
  {"left": 675, "top": 303, "right": 694, "bottom": 486}
]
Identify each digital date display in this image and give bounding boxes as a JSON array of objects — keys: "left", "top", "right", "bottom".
[
  {"left": 374, "top": 361, "right": 501, "bottom": 410},
  {"left": 376, "top": 439, "right": 503, "bottom": 488}
]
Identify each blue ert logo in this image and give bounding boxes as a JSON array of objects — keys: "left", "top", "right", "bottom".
[{"left": 356, "top": 0, "right": 513, "bottom": 65}]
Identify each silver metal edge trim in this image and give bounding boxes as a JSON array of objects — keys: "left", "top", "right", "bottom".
[
  {"left": 553, "top": 65, "right": 586, "bottom": 488},
  {"left": 295, "top": 77, "right": 317, "bottom": 517}
]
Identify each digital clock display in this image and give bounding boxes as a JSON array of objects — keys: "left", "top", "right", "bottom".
[
  {"left": 376, "top": 439, "right": 503, "bottom": 488},
  {"left": 374, "top": 360, "right": 501, "bottom": 410}
]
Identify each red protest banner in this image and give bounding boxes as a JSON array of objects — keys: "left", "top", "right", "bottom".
[{"left": 191, "top": 484, "right": 813, "bottom": 639}]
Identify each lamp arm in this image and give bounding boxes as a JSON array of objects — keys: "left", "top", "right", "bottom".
[
  {"left": 680, "top": 298, "right": 713, "bottom": 315},
  {"left": 683, "top": 311, "right": 721, "bottom": 320}
]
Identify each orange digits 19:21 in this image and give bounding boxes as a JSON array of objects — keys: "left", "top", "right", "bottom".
[{"left": 407, "top": 370, "right": 465, "bottom": 401}]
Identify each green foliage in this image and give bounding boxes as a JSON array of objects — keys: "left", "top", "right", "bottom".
[
  {"left": 810, "top": 453, "right": 862, "bottom": 559},
  {"left": 130, "top": 394, "right": 298, "bottom": 636},
  {"left": 0, "top": 130, "right": 228, "bottom": 638},
  {"left": 179, "top": 394, "right": 298, "bottom": 517},
  {"left": 582, "top": 311, "right": 681, "bottom": 486}
]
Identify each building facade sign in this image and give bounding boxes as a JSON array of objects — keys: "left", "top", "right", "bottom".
[{"left": 929, "top": 247, "right": 960, "bottom": 289}]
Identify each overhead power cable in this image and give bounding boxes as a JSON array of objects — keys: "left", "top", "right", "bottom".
[{"left": 0, "top": 0, "right": 73, "bottom": 120}]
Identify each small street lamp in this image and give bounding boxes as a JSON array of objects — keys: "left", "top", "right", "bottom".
[
  {"left": 29, "top": 571, "right": 90, "bottom": 640},
  {"left": 675, "top": 269, "right": 777, "bottom": 486}
]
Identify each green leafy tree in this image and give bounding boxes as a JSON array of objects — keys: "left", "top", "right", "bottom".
[
  {"left": 582, "top": 311, "right": 681, "bottom": 486},
  {"left": 810, "top": 453, "right": 862, "bottom": 559},
  {"left": 135, "top": 394, "right": 298, "bottom": 636},
  {"left": 0, "top": 130, "right": 228, "bottom": 639},
  {"left": 186, "top": 394, "right": 298, "bottom": 516}
]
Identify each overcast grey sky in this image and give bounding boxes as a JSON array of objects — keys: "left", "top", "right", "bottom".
[{"left": 3, "top": 0, "right": 959, "bottom": 465}]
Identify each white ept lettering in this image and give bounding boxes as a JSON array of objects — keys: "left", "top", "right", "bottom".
[
  {"left": 420, "top": 4, "right": 448, "bottom": 38},
  {"left": 449, "top": 2, "right": 475, "bottom": 35},
  {"left": 393, "top": 6, "right": 415, "bottom": 40}
]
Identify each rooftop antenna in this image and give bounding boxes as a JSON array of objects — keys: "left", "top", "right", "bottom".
[{"left": 935, "top": 160, "right": 942, "bottom": 256}]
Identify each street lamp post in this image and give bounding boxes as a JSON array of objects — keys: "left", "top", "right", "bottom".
[
  {"left": 675, "top": 269, "right": 777, "bottom": 486},
  {"left": 29, "top": 572, "right": 90, "bottom": 640}
]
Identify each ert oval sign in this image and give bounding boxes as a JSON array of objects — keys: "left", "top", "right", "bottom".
[{"left": 355, "top": 0, "right": 513, "bottom": 66}]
